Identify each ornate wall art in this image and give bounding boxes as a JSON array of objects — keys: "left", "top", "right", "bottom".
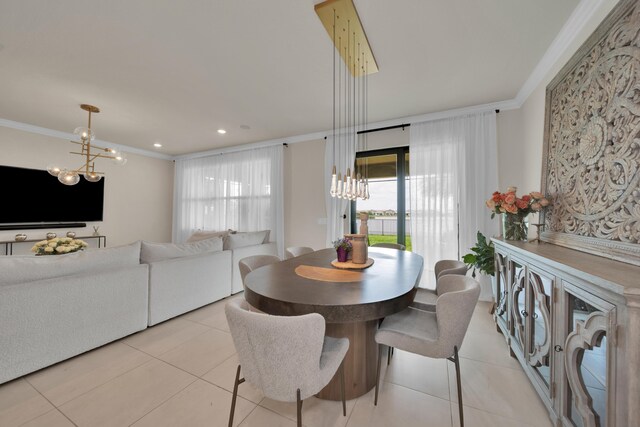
[{"left": 541, "top": 0, "right": 640, "bottom": 266}]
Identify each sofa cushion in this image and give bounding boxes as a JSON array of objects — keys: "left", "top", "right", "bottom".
[
  {"left": 186, "top": 229, "right": 234, "bottom": 243},
  {"left": 224, "top": 230, "right": 270, "bottom": 250},
  {"left": 140, "top": 237, "right": 223, "bottom": 264},
  {"left": 0, "top": 241, "right": 142, "bottom": 286}
]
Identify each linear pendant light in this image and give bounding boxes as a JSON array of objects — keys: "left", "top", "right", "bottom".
[{"left": 315, "top": 0, "right": 378, "bottom": 201}]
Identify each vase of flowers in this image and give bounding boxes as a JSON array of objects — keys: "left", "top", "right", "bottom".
[
  {"left": 486, "top": 187, "right": 550, "bottom": 241},
  {"left": 31, "top": 237, "right": 88, "bottom": 255},
  {"left": 333, "top": 238, "right": 352, "bottom": 262}
]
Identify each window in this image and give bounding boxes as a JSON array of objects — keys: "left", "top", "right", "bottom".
[{"left": 351, "top": 147, "right": 410, "bottom": 250}]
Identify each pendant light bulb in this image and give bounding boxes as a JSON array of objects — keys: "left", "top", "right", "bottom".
[
  {"left": 350, "top": 170, "right": 357, "bottom": 200},
  {"left": 330, "top": 165, "right": 337, "bottom": 197},
  {"left": 345, "top": 168, "right": 352, "bottom": 199},
  {"left": 342, "top": 171, "right": 349, "bottom": 199},
  {"left": 336, "top": 173, "right": 343, "bottom": 199}
]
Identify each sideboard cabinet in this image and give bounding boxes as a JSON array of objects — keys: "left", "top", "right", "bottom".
[{"left": 492, "top": 238, "right": 640, "bottom": 427}]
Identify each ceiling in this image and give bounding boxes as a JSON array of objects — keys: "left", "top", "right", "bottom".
[{"left": 0, "top": 0, "right": 579, "bottom": 156}]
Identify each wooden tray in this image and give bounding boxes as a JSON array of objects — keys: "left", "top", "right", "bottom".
[
  {"left": 294, "top": 265, "right": 363, "bottom": 282},
  {"left": 330, "top": 258, "right": 374, "bottom": 270}
]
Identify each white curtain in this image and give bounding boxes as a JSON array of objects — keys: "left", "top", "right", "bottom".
[
  {"left": 324, "top": 134, "right": 356, "bottom": 247},
  {"left": 410, "top": 111, "right": 498, "bottom": 288},
  {"left": 173, "top": 145, "right": 284, "bottom": 257}
]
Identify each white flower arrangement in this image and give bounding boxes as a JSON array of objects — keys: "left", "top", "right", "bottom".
[{"left": 31, "top": 237, "right": 88, "bottom": 255}]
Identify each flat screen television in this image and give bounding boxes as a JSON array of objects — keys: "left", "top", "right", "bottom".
[{"left": 0, "top": 165, "right": 104, "bottom": 224}]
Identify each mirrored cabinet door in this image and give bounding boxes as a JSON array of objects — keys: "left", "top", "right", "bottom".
[
  {"left": 561, "top": 282, "right": 614, "bottom": 427},
  {"left": 509, "top": 258, "right": 527, "bottom": 354},
  {"left": 495, "top": 251, "right": 509, "bottom": 331},
  {"left": 527, "top": 267, "right": 553, "bottom": 395}
]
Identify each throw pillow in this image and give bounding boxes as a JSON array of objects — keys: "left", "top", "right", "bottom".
[
  {"left": 140, "top": 237, "right": 223, "bottom": 264},
  {"left": 186, "top": 229, "right": 231, "bottom": 243},
  {"left": 224, "top": 230, "right": 270, "bottom": 250}
]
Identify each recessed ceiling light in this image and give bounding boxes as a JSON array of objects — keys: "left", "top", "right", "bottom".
[
  {"left": 153, "top": 143, "right": 162, "bottom": 148},
  {"left": 217, "top": 129, "right": 226, "bottom": 134}
]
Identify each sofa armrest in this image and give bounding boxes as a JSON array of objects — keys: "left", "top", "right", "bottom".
[{"left": 147, "top": 250, "right": 232, "bottom": 325}]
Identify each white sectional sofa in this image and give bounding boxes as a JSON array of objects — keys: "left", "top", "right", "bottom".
[
  {"left": 141, "top": 238, "right": 233, "bottom": 326},
  {"left": 0, "top": 231, "right": 279, "bottom": 384},
  {"left": 0, "top": 241, "right": 149, "bottom": 384}
]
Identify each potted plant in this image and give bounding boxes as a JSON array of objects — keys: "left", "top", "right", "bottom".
[
  {"left": 463, "top": 231, "right": 496, "bottom": 303},
  {"left": 462, "top": 231, "right": 495, "bottom": 277},
  {"left": 332, "top": 238, "right": 352, "bottom": 263}
]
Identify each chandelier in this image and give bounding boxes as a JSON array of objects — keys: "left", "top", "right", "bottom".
[
  {"left": 47, "top": 104, "right": 126, "bottom": 185},
  {"left": 315, "top": 0, "right": 377, "bottom": 200}
]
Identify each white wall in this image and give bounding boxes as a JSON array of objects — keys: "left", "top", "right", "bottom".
[
  {"left": 0, "top": 126, "right": 174, "bottom": 249},
  {"left": 284, "top": 139, "right": 328, "bottom": 250}
]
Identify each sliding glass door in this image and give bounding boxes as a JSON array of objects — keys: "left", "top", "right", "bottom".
[{"left": 351, "top": 147, "right": 410, "bottom": 250}]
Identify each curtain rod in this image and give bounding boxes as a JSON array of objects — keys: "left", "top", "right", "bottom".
[
  {"left": 354, "top": 110, "right": 500, "bottom": 136},
  {"left": 356, "top": 123, "right": 410, "bottom": 135}
]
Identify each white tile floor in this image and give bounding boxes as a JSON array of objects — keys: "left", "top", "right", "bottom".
[{"left": 0, "top": 295, "right": 553, "bottom": 427}]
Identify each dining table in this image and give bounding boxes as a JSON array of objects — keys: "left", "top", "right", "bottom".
[{"left": 243, "top": 247, "right": 424, "bottom": 400}]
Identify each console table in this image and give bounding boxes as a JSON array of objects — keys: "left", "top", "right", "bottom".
[
  {"left": 492, "top": 238, "right": 640, "bottom": 427},
  {"left": 1, "top": 235, "right": 107, "bottom": 255}
]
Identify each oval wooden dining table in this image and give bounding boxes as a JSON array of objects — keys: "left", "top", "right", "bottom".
[{"left": 243, "top": 247, "right": 424, "bottom": 400}]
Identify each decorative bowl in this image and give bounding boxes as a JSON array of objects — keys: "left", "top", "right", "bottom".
[{"left": 15, "top": 233, "right": 27, "bottom": 241}]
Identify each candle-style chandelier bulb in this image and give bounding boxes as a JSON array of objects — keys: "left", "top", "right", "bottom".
[{"left": 330, "top": 165, "right": 337, "bottom": 197}]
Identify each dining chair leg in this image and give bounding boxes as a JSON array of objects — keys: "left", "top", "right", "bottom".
[
  {"left": 387, "top": 345, "right": 391, "bottom": 365},
  {"left": 296, "top": 388, "right": 302, "bottom": 427},
  {"left": 453, "top": 346, "right": 464, "bottom": 427},
  {"left": 374, "top": 344, "right": 383, "bottom": 406},
  {"left": 229, "top": 365, "right": 245, "bottom": 427},
  {"left": 340, "top": 362, "right": 346, "bottom": 416}
]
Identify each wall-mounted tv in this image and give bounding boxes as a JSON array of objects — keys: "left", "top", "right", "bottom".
[{"left": 0, "top": 165, "right": 104, "bottom": 224}]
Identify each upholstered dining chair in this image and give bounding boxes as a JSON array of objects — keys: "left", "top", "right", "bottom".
[
  {"left": 371, "top": 242, "right": 405, "bottom": 251},
  {"left": 285, "top": 246, "right": 314, "bottom": 259},
  {"left": 238, "top": 255, "right": 281, "bottom": 285},
  {"left": 225, "top": 298, "right": 349, "bottom": 427},
  {"left": 411, "top": 259, "right": 468, "bottom": 312},
  {"left": 374, "top": 275, "right": 480, "bottom": 427}
]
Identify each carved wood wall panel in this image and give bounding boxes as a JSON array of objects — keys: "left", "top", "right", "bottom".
[{"left": 541, "top": 0, "right": 640, "bottom": 265}]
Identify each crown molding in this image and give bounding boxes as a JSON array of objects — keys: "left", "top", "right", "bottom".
[
  {"left": 514, "top": 0, "right": 607, "bottom": 107},
  {"left": 0, "top": 117, "right": 173, "bottom": 160},
  {"left": 0, "top": 0, "right": 608, "bottom": 160}
]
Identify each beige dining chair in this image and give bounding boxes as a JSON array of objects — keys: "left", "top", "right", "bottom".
[
  {"left": 285, "top": 246, "right": 314, "bottom": 260},
  {"left": 374, "top": 275, "right": 480, "bottom": 427},
  {"left": 225, "top": 298, "right": 349, "bottom": 427},
  {"left": 411, "top": 259, "right": 468, "bottom": 312},
  {"left": 371, "top": 242, "right": 405, "bottom": 251},
  {"left": 238, "top": 255, "right": 281, "bottom": 284}
]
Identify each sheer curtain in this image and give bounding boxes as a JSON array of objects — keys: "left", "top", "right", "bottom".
[
  {"left": 410, "top": 111, "right": 498, "bottom": 288},
  {"left": 324, "top": 133, "right": 356, "bottom": 247},
  {"left": 173, "top": 145, "right": 284, "bottom": 257}
]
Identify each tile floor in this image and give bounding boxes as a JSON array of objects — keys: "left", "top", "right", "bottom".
[{"left": 0, "top": 295, "right": 553, "bottom": 427}]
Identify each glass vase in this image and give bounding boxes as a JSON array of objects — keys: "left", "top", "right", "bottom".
[{"left": 502, "top": 213, "right": 529, "bottom": 241}]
